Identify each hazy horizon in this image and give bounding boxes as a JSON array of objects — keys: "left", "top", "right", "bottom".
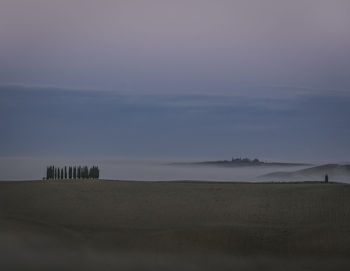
[
  {"left": 0, "top": 156, "right": 321, "bottom": 181},
  {"left": 1, "top": 155, "right": 349, "bottom": 182}
]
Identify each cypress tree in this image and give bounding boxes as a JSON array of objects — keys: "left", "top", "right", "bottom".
[
  {"left": 69, "top": 166, "right": 72, "bottom": 179},
  {"left": 92, "top": 166, "right": 97, "bottom": 179},
  {"left": 78, "top": 166, "right": 81, "bottom": 179},
  {"left": 58, "top": 168, "right": 60, "bottom": 179},
  {"left": 84, "top": 166, "right": 88, "bottom": 179},
  {"left": 89, "top": 167, "right": 93, "bottom": 179},
  {"left": 91, "top": 166, "right": 99, "bottom": 179},
  {"left": 61, "top": 168, "right": 63, "bottom": 179},
  {"left": 65, "top": 166, "right": 67, "bottom": 179},
  {"left": 55, "top": 168, "right": 57, "bottom": 179}
]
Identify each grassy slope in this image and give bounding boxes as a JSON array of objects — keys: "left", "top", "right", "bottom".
[{"left": 0, "top": 180, "right": 350, "bottom": 270}]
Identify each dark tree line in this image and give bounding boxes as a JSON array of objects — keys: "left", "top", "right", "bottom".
[{"left": 46, "top": 166, "right": 99, "bottom": 180}]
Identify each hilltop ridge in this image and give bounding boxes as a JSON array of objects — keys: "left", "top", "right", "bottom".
[
  {"left": 259, "top": 164, "right": 350, "bottom": 182},
  {"left": 171, "top": 157, "right": 310, "bottom": 167}
]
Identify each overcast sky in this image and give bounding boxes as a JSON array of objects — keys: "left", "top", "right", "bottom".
[
  {"left": 1, "top": 0, "right": 350, "bottom": 94},
  {"left": 1, "top": 1, "right": 350, "bottom": 162}
]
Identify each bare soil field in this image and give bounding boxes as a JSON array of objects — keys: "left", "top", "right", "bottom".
[{"left": 0, "top": 180, "right": 350, "bottom": 270}]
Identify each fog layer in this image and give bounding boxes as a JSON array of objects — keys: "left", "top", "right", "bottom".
[{"left": 0, "top": 156, "right": 314, "bottom": 182}]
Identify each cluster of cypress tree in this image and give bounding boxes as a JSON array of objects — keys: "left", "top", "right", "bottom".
[{"left": 46, "top": 166, "right": 99, "bottom": 180}]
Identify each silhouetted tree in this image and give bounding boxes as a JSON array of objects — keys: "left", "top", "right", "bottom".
[
  {"left": 90, "top": 166, "right": 99, "bottom": 179},
  {"left": 46, "top": 165, "right": 100, "bottom": 180},
  {"left": 84, "top": 166, "right": 88, "bottom": 179},
  {"left": 89, "top": 167, "right": 93, "bottom": 179},
  {"left": 48, "top": 166, "right": 51, "bottom": 180}
]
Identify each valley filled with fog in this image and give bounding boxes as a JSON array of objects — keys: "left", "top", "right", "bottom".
[{"left": 2, "top": 157, "right": 347, "bottom": 182}]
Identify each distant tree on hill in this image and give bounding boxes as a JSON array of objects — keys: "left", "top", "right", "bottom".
[
  {"left": 82, "top": 166, "right": 87, "bottom": 179},
  {"left": 51, "top": 166, "right": 54, "bottom": 179},
  {"left": 73, "top": 167, "right": 77, "bottom": 179},
  {"left": 65, "top": 166, "right": 67, "bottom": 179},
  {"left": 89, "top": 167, "right": 93, "bottom": 179},
  {"left": 55, "top": 168, "right": 57, "bottom": 179},
  {"left": 61, "top": 168, "right": 63, "bottom": 179},
  {"left": 91, "top": 166, "right": 100, "bottom": 179},
  {"left": 46, "top": 166, "right": 54, "bottom": 180},
  {"left": 69, "top": 166, "right": 72, "bottom": 179}
]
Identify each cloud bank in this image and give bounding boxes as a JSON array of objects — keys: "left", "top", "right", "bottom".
[{"left": 1, "top": 85, "right": 349, "bottom": 162}]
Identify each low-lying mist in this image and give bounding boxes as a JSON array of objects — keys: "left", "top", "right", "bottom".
[{"left": 0, "top": 157, "right": 313, "bottom": 182}]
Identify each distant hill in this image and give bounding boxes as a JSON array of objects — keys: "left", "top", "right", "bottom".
[
  {"left": 258, "top": 164, "right": 350, "bottom": 182},
  {"left": 171, "top": 158, "right": 310, "bottom": 167}
]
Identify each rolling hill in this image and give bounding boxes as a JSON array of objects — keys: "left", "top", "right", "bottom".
[{"left": 259, "top": 164, "right": 350, "bottom": 182}]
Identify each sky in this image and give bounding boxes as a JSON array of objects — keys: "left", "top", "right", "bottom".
[{"left": 1, "top": 1, "right": 350, "bottom": 164}]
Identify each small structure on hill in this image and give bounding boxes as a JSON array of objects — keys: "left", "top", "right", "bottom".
[{"left": 324, "top": 174, "right": 329, "bottom": 183}]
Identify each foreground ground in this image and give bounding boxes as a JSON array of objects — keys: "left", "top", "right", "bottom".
[{"left": 0, "top": 180, "right": 350, "bottom": 270}]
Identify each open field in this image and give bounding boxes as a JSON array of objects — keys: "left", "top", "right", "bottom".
[{"left": 1, "top": 180, "right": 350, "bottom": 270}]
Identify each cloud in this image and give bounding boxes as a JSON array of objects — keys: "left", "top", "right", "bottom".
[{"left": 1, "top": 85, "right": 349, "bottom": 161}]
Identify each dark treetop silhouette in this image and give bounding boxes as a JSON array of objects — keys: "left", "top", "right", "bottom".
[{"left": 46, "top": 166, "right": 99, "bottom": 180}]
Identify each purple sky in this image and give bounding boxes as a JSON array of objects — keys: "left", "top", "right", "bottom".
[{"left": 1, "top": 0, "right": 350, "bottom": 95}]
